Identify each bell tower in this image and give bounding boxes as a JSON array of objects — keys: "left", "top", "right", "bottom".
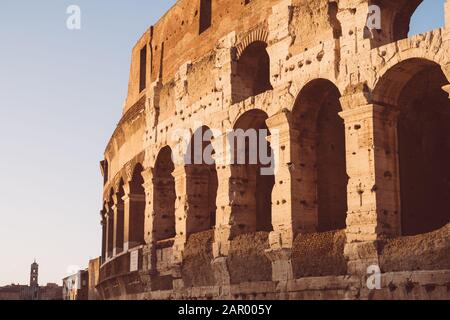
[
  {"left": 29, "top": 260, "right": 39, "bottom": 300},
  {"left": 30, "top": 260, "right": 39, "bottom": 286}
]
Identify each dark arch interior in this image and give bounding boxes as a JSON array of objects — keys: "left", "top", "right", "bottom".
[
  {"left": 292, "top": 79, "right": 348, "bottom": 232},
  {"left": 199, "top": 0, "right": 212, "bottom": 34},
  {"left": 129, "top": 164, "right": 146, "bottom": 247},
  {"left": 101, "top": 202, "right": 108, "bottom": 261},
  {"left": 231, "top": 110, "right": 275, "bottom": 235},
  {"left": 115, "top": 180, "right": 125, "bottom": 254},
  {"left": 185, "top": 126, "right": 218, "bottom": 236},
  {"left": 102, "top": 160, "right": 109, "bottom": 185},
  {"left": 107, "top": 189, "right": 115, "bottom": 258},
  {"left": 232, "top": 41, "right": 272, "bottom": 104},
  {"left": 153, "top": 147, "right": 176, "bottom": 242},
  {"left": 394, "top": 63, "right": 450, "bottom": 235}
]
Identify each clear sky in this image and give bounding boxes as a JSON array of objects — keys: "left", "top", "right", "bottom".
[{"left": 0, "top": 0, "right": 445, "bottom": 286}]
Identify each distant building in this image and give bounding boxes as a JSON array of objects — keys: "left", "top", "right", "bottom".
[
  {"left": 39, "top": 283, "right": 64, "bottom": 300},
  {"left": 62, "top": 269, "right": 89, "bottom": 300},
  {"left": 0, "top": 285, "right": 29, "bottom": 300},
  {"left": 0, "top": 261, "right": 62, "bottom": 300}
]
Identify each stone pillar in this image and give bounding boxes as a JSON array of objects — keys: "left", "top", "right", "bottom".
[
  {"left": 123, "top": 183, "right": 146, "bottom": 251},
  {"left": 174, "top": 62, "right": 191, "bottom": 117},
  {"left": 105, "top": 206, "right": 114, "bottom": 259},
  {"left": 339, "top": 101, "right": 401, "bottom": 274},
  {"left": 214, "top": 32, "right": 236, "bottom": 103},
  {"left": 264, "top": 111, "right": 296, "bottom": 281},
  {"left": 171, "top": 165, "right": 189, "bottom": 289},
  {"left": 337, "top": 1, "right": 371, "bottom": 50},
  {"left": 141, "top": 168, "right": 156, "bottom": 272},
  {"left": 210, "top": 134, "right": 234, "bottom": 285},
  {"left": 212, "top": 131, "right": 246, "bottom": 252},
  {"left": 266, "top": 0, "right": 293, "bottom": 88},
  {"left": 141, "top": 168, "right": 155, "bottom": 244},
  {"left": 112, "top": 193, "right": 124, "bottom": 256},
  {"left": 172, "top": 166, "right": 188, "bottom": 262},
  {"left": 144, "top": 80, "right": 162, "bottom": 147},
  {"left": 212, "top": 165, "right": 233, "bottom": 258}
]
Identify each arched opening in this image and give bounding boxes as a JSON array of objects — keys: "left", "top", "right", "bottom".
[
  {"left": 107, "top": 189, "right": 114, "bottom": 258},
  {"left": 184, "top": 126, "right": 218, "bottom": 236},
  {"left": 179, "top": 128, "right": 218, "bottom": 288},
  {"left": 232, "top": 41, "right": 272, "bottom": 104},
  {"left": 101, "top": 203, "right": 107, "bottom": 262},
  {"left": 128, "top": 164, "right": 146, "bottom": 248},
  {"left": 114, "top": 180, "right": 125, "bottom": 255},
  {"left": 153, "top": 147, "right": 176, "bottom": 242},
  {"left": 229, "top": 109, "right": 275, "bottom": 235},
  {"left": 292, "top": 79, "right": 348, "bottom": 232},
  {"left": 102, "top": 160, "right": 109, "bottom": 185},
  {"left": 374, "top": 59, "right": 450, "bottom": 236},
  {"left": 225, "top": 110, "right": 275, "bottom": 284}
]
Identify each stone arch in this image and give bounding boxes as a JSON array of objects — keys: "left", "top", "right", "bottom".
[
  {"left": 286, "top": 75, "right": 344, "bottom": 113},
  {"left": 373, "top": 58, "right": 445, "bottom": 105},
  {"left": 229, "top": 109, "right": 275, "bottom": 236},
  {"left": 292, "top": 79, "right": 348, "bottom": 232},
  {"left": 235, "top": 29, "right": 269, "bottom": 59},
  {"left": 232, "top": 41, "right": 273, "bottom": 104},
  {"left": 128, "top": 163, "right": 146, "bottom": 248},
  {"left": 152, "top": 146, "right": 176, "bottom": 242},
  {"left": 184, "top": 126, "right": 218, "bottom": 236},
  {"left": 373, "top": 58, "right": 450, "bottom": 236},
  {"left": 371, "top": 43, "right": 450, "bottom": 93}
]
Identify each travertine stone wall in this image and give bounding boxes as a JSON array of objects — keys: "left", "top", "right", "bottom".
[{"left": 98, "top": 0, "right": 450, "bottom": 299}]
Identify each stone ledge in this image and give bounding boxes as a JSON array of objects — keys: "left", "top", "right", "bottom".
[{"left": 99, "top": 270, "right": 450, "bottom": 300}]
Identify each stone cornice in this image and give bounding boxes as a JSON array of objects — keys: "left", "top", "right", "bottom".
[{"left": 105, "top": 96, "right": 146, "bottom": 156}]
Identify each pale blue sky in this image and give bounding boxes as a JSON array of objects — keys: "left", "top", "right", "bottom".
[{"left": 0, "top": 0, "right": 445, "bottom": 286}]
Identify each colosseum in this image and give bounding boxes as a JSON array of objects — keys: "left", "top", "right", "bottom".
[{"left": 97, "top": 0, "right": 450, "bottom": 300}]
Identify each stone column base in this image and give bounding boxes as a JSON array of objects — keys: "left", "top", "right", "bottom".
[
  {"left": 211, "top": 257, "right": 231, "bottom": 286},
  {"left": 344, "top": 241, "right": 381, "bottom": 276},
  {"left": 142, "top": 244, "right": 157, "bottom": 274},
  {"left": 171, "top": 264, "right": 184, "bottom": 290},
  {"left": 265, "top": 248, "right": 293, "bottom": 282}
]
